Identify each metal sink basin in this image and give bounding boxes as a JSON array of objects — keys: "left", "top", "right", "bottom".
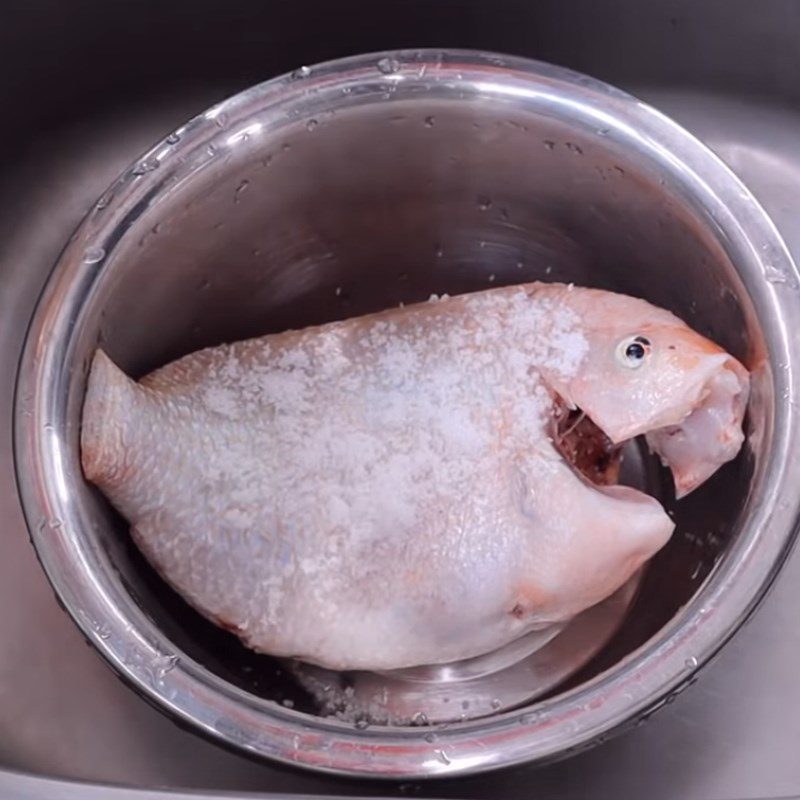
[{"left": 2, "top": 1, "right": 800, "bottom": 798}]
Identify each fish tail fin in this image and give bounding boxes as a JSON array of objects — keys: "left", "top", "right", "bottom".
[{"left": 81, "top": 350, "right": 141, "bottom": 487}]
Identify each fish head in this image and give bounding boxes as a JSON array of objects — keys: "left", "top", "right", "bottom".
[{"left": 538, "top": 285, "right": 750, "bottom": 498}]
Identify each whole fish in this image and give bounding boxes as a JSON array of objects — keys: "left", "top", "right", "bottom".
[{"left": 81, "top": 283, "right": 748, "bottom": 671}]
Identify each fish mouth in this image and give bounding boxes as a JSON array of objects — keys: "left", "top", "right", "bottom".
[
  {"left": 552, "top": 399, "right": 624, "bottom": 488},
  {"left": 645, "top": 360, "right": 750, "bottom": 498},
  {"left": 552, "top": 358, "right": 750, "bottom": 499},
  {"left": 551, "top": 403, "right": 671, "bottom": 542}
]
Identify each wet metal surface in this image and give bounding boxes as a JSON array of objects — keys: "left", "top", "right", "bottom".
[{"left": 2, "top": 1, "right": 800, "bottom": 797}]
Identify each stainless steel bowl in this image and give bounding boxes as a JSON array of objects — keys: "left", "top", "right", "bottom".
[{"left": 13, "top": 49, "right": 800, "bottom": 778}]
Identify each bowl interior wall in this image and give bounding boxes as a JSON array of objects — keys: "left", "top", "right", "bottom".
[{"left": 68, "top": 94, "right": 757, "bottom": 712}]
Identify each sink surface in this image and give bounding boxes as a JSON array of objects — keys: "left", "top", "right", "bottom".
[{"left": 1, "top": 2, "right": 799, "bottom": 798}]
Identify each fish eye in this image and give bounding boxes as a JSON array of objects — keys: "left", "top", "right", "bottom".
[{"left": 616, "top": 335, "right": 651, "bottom": 369}]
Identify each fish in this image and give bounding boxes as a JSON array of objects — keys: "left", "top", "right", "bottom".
[{"left": 81, "top": 282, "right": 749, "bottom": 672}]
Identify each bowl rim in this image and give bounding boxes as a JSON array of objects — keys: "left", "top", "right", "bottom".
[{"left": 12, "top": 47, "right": 800, "bottom": 778}]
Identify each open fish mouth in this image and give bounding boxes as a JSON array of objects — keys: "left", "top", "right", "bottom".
[
  {"left": 552, "top": 356, "right": 750, "bottom": 499},
  {"left": 552, "top": 398, "right": 624, "bottom": 488},
  {"left": 645, "top": 360, "right": 750, "bottom": 498}
]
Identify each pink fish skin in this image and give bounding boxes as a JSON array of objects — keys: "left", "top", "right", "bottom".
[{"left": 81, "top": 283, "right": 748, "bottom": 671}]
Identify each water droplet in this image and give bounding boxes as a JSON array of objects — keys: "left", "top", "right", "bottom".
[
  {"left": 488, "top": 273, "right": 496, "bottom": 282},
  {"left": 306, "top": 118, "right": 318, "bottom": 132},
  {"left": 477, "top": 195, "right": 492, "bottom": 211},
  {"left": 234, "top": 179, "right": 250, "bottom": 202},
  {"left": 684, "top": 656, "right": 698, "bottom": 670},
  {"left": 341, "top": 86, "right": 352, "bottom": 95},
  {"left": 424, "top": 115, "right": 435, "bottom": 127},
  {"left": 434, "top": 748, "right": 452, "bottom": 766},
  {"left": 281, "top": 698, "right": 295, "bottom": 708},
  {"left": 166, "top": 132, "right": 180, "bottom": 144},
  {"left": 614, "top": 165, "right": 625, "bottom": 177},
  {"left": 215, "top": 112, "right": 228, "bottom": 129},
  {"left": 516, "top": 260, "right": 524, "bottom": 270},
  {"left": 479, "top": 240, "right": 488, "bottom": 249},
  {"left": 543, "top": 140, "right": 555, "bottom": 150},
  {"left": 83, "top": 247, "right": 105, "bottom": 264},
  {"left": 95, "top": 197, "right": 109, "bottom": 210},
  {"left": 260, "top": 155, "right": 273, "bottom": 168},
  {"left": 354, "top": 718, "right": 369, "bottom": 730},
  {"left": 47, "top": 518, "right": 63, "bottom": 531},
  {"left": 565, "top": 142, "right": 583, "bottom": 155},
  {"left": 491, "top": 698, "right": 502, "bottom": 709},
  {"left": 282, "top": 142, "right": 291, "bottom": 152},
  {"left": 206, "top": 144, "right": 217, "bottom": 157},
  {"left": 78, "top": 610, "right": 112, "bottom": 640},
  {"left": 519, "top": 711, "right": 540, "bottom": 724},
  {"left": 411, "top": 711, "right": 429, "bottom": 725},
  {"left": 378, "top": 57, "right": 401, "bottom": 74},
  {"left": 335, "top": 286, "right": 342, "bottom": 296},
  {"left": 292, "top": 65, "right": 312, "bottom": 79},
  {"left": 132, "top": 157, "right": 159, "bottom": 175},
  {"left": 764, "top": 264, "right": 796, "bottom": 285},
  {"left": 155, "top": 653, "right": 179, "bottom": 682},
  {"left": 597, "top": 128, "right": 610, "bottom": 136}
]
